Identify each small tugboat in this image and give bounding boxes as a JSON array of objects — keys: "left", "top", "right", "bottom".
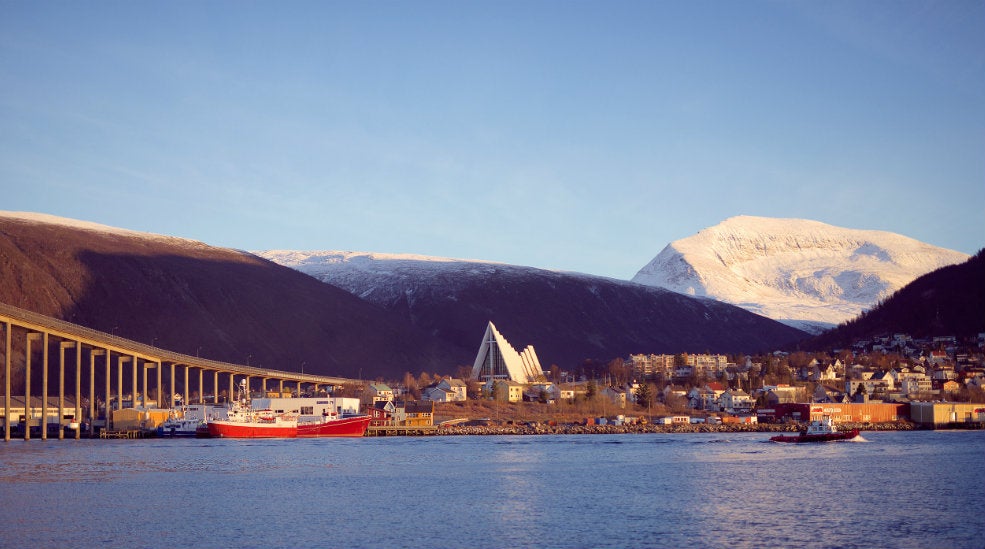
[{"left": 770, "top": 416, "right": 860, "bottom": 443}]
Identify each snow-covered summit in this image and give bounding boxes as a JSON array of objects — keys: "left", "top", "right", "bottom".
[{"left": 631, "top": 216, "right": 970, "bottom": 332}]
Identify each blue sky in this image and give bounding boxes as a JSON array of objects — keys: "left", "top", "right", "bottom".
[{"left": 2, "top": 1, "right": 982, "bottom": 279}]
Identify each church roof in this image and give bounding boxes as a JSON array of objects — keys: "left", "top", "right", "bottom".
[{"left": 469, "top": 321, "right": 545, "bottom": 383}]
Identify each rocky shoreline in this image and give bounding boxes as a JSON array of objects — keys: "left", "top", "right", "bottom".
[{"left": 432, "top": 421, "right": 921, "bottom": 436}]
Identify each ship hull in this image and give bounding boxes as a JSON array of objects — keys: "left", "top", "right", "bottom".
[
  {"left": 296, "top": 415, "right": 371, "bottom": 437},
  {"left": 206, "top": 421, "right": 298, "bottom": 438},
  {"left": 770, "top": 429, "right": 860, "bottom": 443}
]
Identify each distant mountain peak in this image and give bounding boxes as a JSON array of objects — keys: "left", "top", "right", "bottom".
[{"left": 631, "top": 216, "right": 969, "bottom": 332}]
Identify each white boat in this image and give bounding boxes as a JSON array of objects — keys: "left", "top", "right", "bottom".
[
  {"left": 158, "top": 404, "right": 227, "bottom": 437},
  {"left": 158, "top": 416, "right": 205, "bottom": 437}
]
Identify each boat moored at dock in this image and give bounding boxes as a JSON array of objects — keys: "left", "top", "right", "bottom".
[
  {"left": 206, "top": 380, "right": 299, "bottom": 438},
  {"left": 297, "top": 413, "right": 371, "bottom": 437},
  {"left": 158, "top": 404, "right": 228, "bottom": 437},
  {"left": 204, "top": 380, "right": 369, "bottom": 438}
]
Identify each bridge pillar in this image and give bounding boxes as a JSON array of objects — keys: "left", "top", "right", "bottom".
[
  {"left": 228, "top": 372, "right": 234, "bottom": 403},
  {"left": 4, "top": 322, "right": 10, "bottom": 441},
  {"left": 156, "top": 361, "right": 162, "bottom": 408},
  {"left": 261, "top": 377, "right": 267, "bottom": 396},
  {"left": 25, "top": 332, "right": 41, "bottom": 440},
  {"left": 141, "top": 361, "right": 148, "bottom": 408},
  {"left": 213, "top": 371, "right": 219, "bottom": 404},
  {"left": 117, "top": 356, "right": 131, "bottom": 420},
  {"left": 90, "top": 349, "right": 105, "bottom": 437},
  {"left": 170, "top": 362, "right": 176, "bottom": 409},
  {"left": 131, "top": 355, "right": 137, "bottom": 409},
  {"left": 75, "top": 342, "right": 81, "bottom": 439},
  {"left": 41, "top": 332, "right": 48, "bottom": 440},
  {"left": 183, "top": 365, "right": 189, "bottom": 408},
  {"left": 104, "top": 349, "right": 111, "bottom": 431},
  {"left": 278, "top": 379, "right": 284, "bottom": 395},
  {"left": 198, "top": 368, "right": 204, "bottom": 404},
  {"left": 59, "top": 341, "right": 76, "bottom": 440}
]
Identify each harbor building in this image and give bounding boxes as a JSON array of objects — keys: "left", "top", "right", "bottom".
[{"left": 910, "top": 402, "right": 985, "bottom": 427}]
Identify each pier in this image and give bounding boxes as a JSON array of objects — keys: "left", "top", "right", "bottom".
[
  {"left": 366, "top": 425, "right": 440, "bottom": 436},
  {"left": 0, "top": 302, "right": 360, "bottom": 441}
]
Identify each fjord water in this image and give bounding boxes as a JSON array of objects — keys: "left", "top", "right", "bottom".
[{"left": 1, "top": 431, "right": 982, "bottom": 549}]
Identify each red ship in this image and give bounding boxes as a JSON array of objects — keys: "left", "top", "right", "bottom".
[
  {"left": 206, "top": 399, "right": 299, "bottom": 439},
  {"left": 204, "top": 379, "right": 370, "bottom": 439},
  {"left": 770, "top": 417, "right": 860, "bottom": 443},
  {"left": 297, "top": 413, "right": 372, "bottom": 437}
]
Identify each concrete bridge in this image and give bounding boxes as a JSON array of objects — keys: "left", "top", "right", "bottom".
[{"left": 0, "top": 302, "right": 360, "bottom": 441}]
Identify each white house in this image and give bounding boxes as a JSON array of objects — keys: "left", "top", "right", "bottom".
[
  {"left": 601, "top": 386, "right": 628, "bottom": 409},
  {"left": 368, "top": 384, "right": 395, "bottom": 403},
  {"left": 437, "top": 378, "right": 468, "bottom": 401},
  {"left": 421, "top": 378, "right": 468, "bottom": 403},
  {"left": 719, "top": 389, "right": 753, "bottom": 414}
]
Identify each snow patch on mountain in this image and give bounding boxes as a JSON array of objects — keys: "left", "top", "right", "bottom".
[
  {"left": 257, "top": 250, "right": 620, "bottom": 298},
  {"left": 0, "top": 211, "right": 209, "bottom": 248},
  {"left": 631, "top": 216, "right": 970, "bottom": 333}
]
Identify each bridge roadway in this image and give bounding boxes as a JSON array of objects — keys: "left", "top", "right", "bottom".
[{"left": 0, "top": 302, "right": 360, "bottom": 441}]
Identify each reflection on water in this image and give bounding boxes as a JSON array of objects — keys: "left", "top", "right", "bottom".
[{"left": 0, "top": 431, "right": 982, "bottom": 548}]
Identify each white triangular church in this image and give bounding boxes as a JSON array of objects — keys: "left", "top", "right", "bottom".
[{"left": 469, "top": 321, "right": 546, "bottom": 383}]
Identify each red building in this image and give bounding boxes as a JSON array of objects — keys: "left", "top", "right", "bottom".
[
  {"left": 757, "top": 402, "right": 909, "bottom": 423},
  {"left": 368, "top": 401, "right": 395, "bottom": 426},
  {"left": 756, "top": 403, "right": 810, "bottom": 423}
]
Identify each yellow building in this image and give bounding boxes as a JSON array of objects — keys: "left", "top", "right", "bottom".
[
  {"left": 111, "top": 408, "right": 170, "bottom": 430},
  {"left": 394, "top": 400, "right": 434, "bottom": 427},
  {"left": 910, "top": 402, "right": 985, "bottom": 426},
  {"left": 493, "top": 380, "right": 524, "bottom": 403}
]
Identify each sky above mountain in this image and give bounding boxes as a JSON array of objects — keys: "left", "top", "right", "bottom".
[{"left": 1, "top": 1, "right": 982, "bottom": 279}]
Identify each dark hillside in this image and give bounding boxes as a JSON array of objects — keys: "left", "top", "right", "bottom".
[
  {"left": 298, "top": 262, "right": 809, "bottom": 368},
  {"left": 809, "top": 249, "right": 985, "bottom": 349},
  {"left": 0, "top": 216, "right": 465, "bottom": 383}
]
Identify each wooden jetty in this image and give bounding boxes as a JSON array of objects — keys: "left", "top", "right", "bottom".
[{"left": 366, "top": 425, "right": 439, "bottom": 437}]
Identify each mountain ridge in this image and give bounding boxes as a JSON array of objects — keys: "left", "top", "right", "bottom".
[{"left": 258, "top": 250, "right": 808, "bottom": 367}]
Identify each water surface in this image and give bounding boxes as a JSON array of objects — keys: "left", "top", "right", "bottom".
[{"left": 1, "top": 430, "right": 982, "bottom": 548}]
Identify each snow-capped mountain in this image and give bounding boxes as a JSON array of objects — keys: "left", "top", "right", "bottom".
[
  {"left": 257, "top": 250, "right": 808, "bottom": 365},
  {"left": 631, "top": 216, "right": 970, "bottom": 333}
]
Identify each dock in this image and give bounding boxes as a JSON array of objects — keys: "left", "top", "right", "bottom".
[
  {"left": 98, "top": 429, "right": 147, "bottom": 439},
  {"left": 366, "top": 425, "right": 439, "bottom": 436}
]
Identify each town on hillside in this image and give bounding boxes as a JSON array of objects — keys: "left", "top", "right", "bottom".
[{"left": 362, "top": 325, "right": 985, "bottom": 429}]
